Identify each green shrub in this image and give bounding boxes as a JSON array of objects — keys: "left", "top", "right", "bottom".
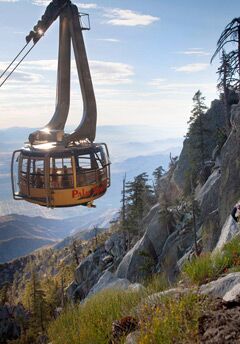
[
  {"left": 138, "top": 293, "right": 205, "bottom": 344},
  {"left": 182, "top": 236, "right": 240, "bottom": 286},
  {"left": 183, "top": 253, "right": 214, "bottom": 285},
  {"left": 143, "top": 273, "right": 169, "bottom": 294},
  {"left": 48, "top": 289, "right": 142, "bottom": 344}
]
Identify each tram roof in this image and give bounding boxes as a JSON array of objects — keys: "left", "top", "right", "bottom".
[{"left": 19, "top": 142, "right": 104, "bottom": 158}]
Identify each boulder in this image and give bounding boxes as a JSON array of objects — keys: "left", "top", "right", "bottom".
[
  {"left": 200, "top": 272, "right": 240, "bottom": 299},
  {"left": 87, "top": 271, "right": 143, "bottom": 298},
  {"left": 66, "top": 245, "right": 117, "bottom": 301},
  {"left": 116, "top": 234, "right": 158, "bottom": 282},
  {"left": 223, "top": 283, "right": 240, "bottom": 302},
  {"left": 116, "top": 205, "right": 164, "bottom": 282}
]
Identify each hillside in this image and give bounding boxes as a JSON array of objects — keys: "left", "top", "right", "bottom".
[{"left": 0, "top": 210, "right": 118, "bottom": 263}]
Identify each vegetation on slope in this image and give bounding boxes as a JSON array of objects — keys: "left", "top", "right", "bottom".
[{"left": 182, "top": 235, "right": 240, "bottom": 286}]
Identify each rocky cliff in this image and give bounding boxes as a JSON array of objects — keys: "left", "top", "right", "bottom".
[{"left": 66, "top": 99, "right": 240, "bottom": 302}]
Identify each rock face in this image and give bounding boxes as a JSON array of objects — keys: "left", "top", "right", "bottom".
[
  {"left": 66, "top": 100, "right": 240, "bottom": 302},
  {"left": 172, "top": 99, "right": 225, "bottom": 193},
  {"left": 66, "top": 232, "right": 128, "bottom": 301},
  {"left": 105, "top": 231, "right": 126, "bottom": 263},
  {"left": 67, "top": 245, "right": 113, "bottom": 300},
  {"left": 200, "top": 210, "right": 221, "bottom": 252},
  {"left": 116, "top": 205, "right": 162, "bottom": 282},
  {"left": 117, "top": 204, "right": 194, "bottom": 283},
  {"left": 219, "top": 103, "right": 240, "bottom": 225},
  {"left": 196, "top": 169, "right": 221, "bottom": 221},
  {"left": 214, "top": 216, "right": 239, "bottom": 251}
]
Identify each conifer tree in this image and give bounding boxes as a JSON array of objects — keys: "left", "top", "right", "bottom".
[
  {"left": 23, "top": 269, "right": 47, "bottom": 333},
  {"left": 184, "top": 91, "right": 208, "bottom": 193},
  {"left": 211, "top": 17, "right": 240, "bottom": 90},
  {"left": 152, "top": 166, "right": 165, "bottom": 191},
  {"left": 125, "top": 172, "right": 154, "bottom": 236},
  {"left": 217, "top": 50, "right": 233, "bottom": 134},
  {"left": 186, "top": 90, "right": 208, "bottom": 167}
]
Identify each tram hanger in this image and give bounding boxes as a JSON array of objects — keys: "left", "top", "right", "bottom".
[{"left": 7, "top": 0, "right": 111, "bottom": 208}]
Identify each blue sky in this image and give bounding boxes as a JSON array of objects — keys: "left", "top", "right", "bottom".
[{"left": 0, "top": 0, "right": 239, "bottom": 137}]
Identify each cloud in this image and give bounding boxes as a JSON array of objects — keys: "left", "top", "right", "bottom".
[
  {"left": 104, "top": 8, "right": 159, "bottom": 26},
  {"left": 11, "top": 59, "right": 134, "bottom": 85},
  {"left": 173, "top": 63, "right": 209, "bottom": 73},
  {"left": 177, "top": 48, "right": 210, "bottom": 56},
  {"left": 0, "top": 62, "right": 43, "bottom": 84},
  {"left": 97, "top": 38, "right": 120, "bottom": 43},
  {"left": 0, "top": 0, "right": 18, "bottom": 2},
  {"left": 91, "top": 60, "right": 134, "bottom": 85},
  {"left": 76, "top": 3, "right": 97, "bottom": 9},
  {"left": 31, "top": 0, "right": 49, "bottom": 5},
  {"left": 148, "top": 78, "right": 216, "bottom": 95}
]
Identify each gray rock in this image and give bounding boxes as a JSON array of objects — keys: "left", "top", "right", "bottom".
[
  {"left": 177, "top": 250, "right": 192, "bottom": 271},
  {"left": 75, "top": 246, "right": 105, "bottom": 285},
  {"left": 223, "top": 283, "right": 240, "bottom": 302},
  {"left": 145, "top": 287, "right": 189, "bottom": 306},
  {"left": 65, "top": 280, "right": 78, "bottom": 300},
  {"left": 195, "top": 169, "right": 221, "bottom": 221},
  {"left": 200, "top": 210, "right": 221, "bottom": 252},
  {"left": 125, "top": 331, "right": 140, "bottom": 344},
  {"left": 66, "top": 245, "right": 115, "bottom": 301},
  {"left": 128, "top": 283, "right": 145, "bottom": 293},
  {"left": 199, "top": 272, "right": 240, "bottom": 298},
  {"left": 87, "top": 271, "right": 131, "bottom": 297},
  {"left": 219, "top": 103, "right": 240, "bottom": 225},
  {"left": 116, "top": 234, "right": 158, "bottom": 282},
  {"left": 172, "top": 99, "right": 225, "bottom": 193},
  {"left": 117, "top": 204, "right": 172, "bottom": 283},
  {"left": 214, "top": 215, "right": 239, "bottom": 251},
  {"left": 105, "top": 231, "right": 126, "bottom": 258}
]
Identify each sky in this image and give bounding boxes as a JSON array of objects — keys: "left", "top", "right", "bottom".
[{"left": 0, "top": 0, "right": 239, "bottom": 138}]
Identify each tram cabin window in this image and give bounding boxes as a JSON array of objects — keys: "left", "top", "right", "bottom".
[
  {"left": 50, "top": 157, "right": 73, "bottom": 189},
  {"left": 19, "top": 158, "right": 28, "bottom": 186},
  {"left": 29, "top": 159, "right": 45, "bottom": 188}
]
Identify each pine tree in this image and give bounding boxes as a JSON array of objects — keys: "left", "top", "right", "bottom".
[
  {"left": 120, "top": 173, "right": 129, "bottom": 250},
  {"left": 152, "top": 166, "right": 165, "bottom": 191},
  {"left": 125, "top": 173, "right": 154, "bottom": 236},
  {"left": 211, "top": 17, "right": 240, "bottom": 90},
  {"left": 23, "top": 269, "right": 48, "bottom": 333},
  {"left": 184, "top": 91, "right": 208, "bottom": 194},
  {"left": 217, "top": 50, "right": 233, "bottom": 134}
]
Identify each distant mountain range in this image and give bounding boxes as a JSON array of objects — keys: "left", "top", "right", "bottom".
[{"left": 0, "top": 210, "right": 117, "bottom": 263}]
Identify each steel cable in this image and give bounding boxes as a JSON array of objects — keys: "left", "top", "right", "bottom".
[
  {"left": 0, "top": 42, "right": 29, "bottom": 80},
  {"left": 0, "top": 43, "right": 36, "bottom": 88}
]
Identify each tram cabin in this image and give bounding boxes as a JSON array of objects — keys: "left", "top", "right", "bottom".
[{"left": 11, "top": 143, "right": 110, "bottom": 207}]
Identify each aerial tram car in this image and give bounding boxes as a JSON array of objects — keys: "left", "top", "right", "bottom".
[{"left": 1, "top": 0, "right": 110, "bottom": 208}]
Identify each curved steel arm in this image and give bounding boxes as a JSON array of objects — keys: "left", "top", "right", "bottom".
[
  {"left": 66, "top": 4, "right": 96, "bottom": 143},
  {"left": 28, "top": 1, "right": 97, "bottom": 145}
]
